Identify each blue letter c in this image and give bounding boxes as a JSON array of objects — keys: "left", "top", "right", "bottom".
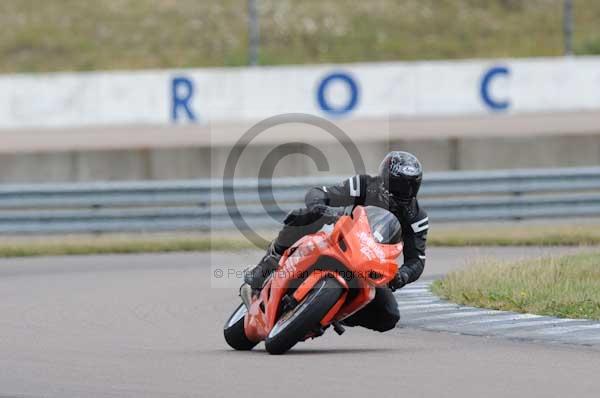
[{"left": 480, "top": 66, "right": 510, "bottom": 111}]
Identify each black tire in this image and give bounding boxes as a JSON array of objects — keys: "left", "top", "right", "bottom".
[
  {"left": 265, "top": 276, "right": 343, "bottom": 355},
  {"left": 224, "top": 303, "right": 258, "bottom": 351}
]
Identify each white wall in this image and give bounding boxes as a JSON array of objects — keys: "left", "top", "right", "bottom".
[{"left": 1, "top": 56, "right": 600, "bottom": 129}]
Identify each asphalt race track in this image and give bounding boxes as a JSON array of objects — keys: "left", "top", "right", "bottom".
[{"left": 1, "top": 247, "right": 600, "bottom": 398}]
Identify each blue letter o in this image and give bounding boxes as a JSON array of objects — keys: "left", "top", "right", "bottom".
[{"left": 317, "top": 72, "right": 359, "bottom": 116}]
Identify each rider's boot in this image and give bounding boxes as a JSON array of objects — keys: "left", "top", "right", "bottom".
[{"left": 243, "top": 242, "right": 283, "bottom": 291}]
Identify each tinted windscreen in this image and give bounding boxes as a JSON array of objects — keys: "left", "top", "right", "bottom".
[{"left": 365, "top": 206, "right": 402, "bottom": 244}]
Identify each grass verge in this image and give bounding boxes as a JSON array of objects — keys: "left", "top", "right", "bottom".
[
  {"left": 1, "top": 0, "right": 600, "bottom": 73},
  {"left": 429, "top": 223, "right": 600, "bottom": 247},
  {"left": 431, "top": 252, "right": 600, "bottom": 320},
  {"left": 0, "top": 235, "right": 256, "bottom": 258},
  {"left": 0, "top": 223, "right": 600, "bottom": 258}
]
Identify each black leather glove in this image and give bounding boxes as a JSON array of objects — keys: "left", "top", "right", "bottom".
[
  {"left": 389, "top": 270, "right": 410, "bottom": 292},
  {"left": 282, "top": 206, "right": 344, "bottom": 226},
  {"left": 311, "top": 204, "right": 345, "bottom": 219}
]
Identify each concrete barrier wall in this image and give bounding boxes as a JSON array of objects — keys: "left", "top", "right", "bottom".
[
  {"left": 2, "top": 57, "right": 600, "bottom": 130},
  {"left": 1, "top": 111, "right": 599, "bottom": 182},
  {"left": 3, "top": 132, "right": 600, "bottom": 183},
  {"left": 2, "top": 57, "right": 600, "bottom": 182}
]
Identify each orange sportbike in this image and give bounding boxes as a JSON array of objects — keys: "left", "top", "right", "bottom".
[{"left": 223, "top": 206, "right": 403, "bottom": 354}]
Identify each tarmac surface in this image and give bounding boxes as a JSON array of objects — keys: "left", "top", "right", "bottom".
[{"left": 1, "top": 246, "right": 599, "bottom": 398}]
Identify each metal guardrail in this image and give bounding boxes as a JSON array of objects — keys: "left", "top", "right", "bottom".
[{"left": 1, "top": 167, "right": 600, "bottom": 234}]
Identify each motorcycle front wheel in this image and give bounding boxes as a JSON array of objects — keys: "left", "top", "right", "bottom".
[
  {"left": 223, "top": 303, "right": 258, "bottom": 351},
  {"left": 265, "top": 276, "right": 343, "bottom": 355}
]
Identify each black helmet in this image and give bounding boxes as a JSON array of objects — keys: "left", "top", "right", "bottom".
[{"left": 378, "top": 151, "right": 423, "bottom": 199}]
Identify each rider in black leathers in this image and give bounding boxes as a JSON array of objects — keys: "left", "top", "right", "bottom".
[{"left": 244, "top": 151, "right": 429, "bottom": 332}]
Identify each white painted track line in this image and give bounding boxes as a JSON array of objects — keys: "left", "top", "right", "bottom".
[
  {"left": 460, "top": 314, "right": 542, "bottom": 324},
  {"left": 410, "top": 310, "right": 500, "bottom": 322},
  {"left": 485, "top": 318, "right": 581, "bottom": 331},
  {"left": 534, "top": 323, "right": 600, "bottom": 336}
]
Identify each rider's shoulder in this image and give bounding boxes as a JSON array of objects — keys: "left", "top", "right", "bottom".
[
  {"left": 407, "top": 200, "right": 429, "bottom": 232},
  {"left": 343, "top": 174, "right": 375, "bottom": 187},
  {"left": 363, "top": 174, "right": 380, "bottom": 186},
  {"left": 345, "top": 174, "right": 373, "bottom": 180}
]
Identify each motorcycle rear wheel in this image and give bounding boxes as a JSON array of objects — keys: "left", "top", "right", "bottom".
[
  {"left": 265, "top": 276, "right": 343, "bottom": 355},
  {"left": 223, "top": 303, "right": 258, "bottom": 351}
]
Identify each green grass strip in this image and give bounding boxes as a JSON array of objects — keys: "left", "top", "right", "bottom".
[
  {"left": 432, "top": 252, "right": 600, "bottom": 320},
  {"left": 0, "top": 236, "right": 257, "bottom": 258},
  {"left": 2, "top": 0, "right": 600, "bottom": 73},
  {"left": 429, "top": 224, "right": 600, "bottom": 247},
  {"left": 0, "top": 224, "right": 599, "bottom": 258}
]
